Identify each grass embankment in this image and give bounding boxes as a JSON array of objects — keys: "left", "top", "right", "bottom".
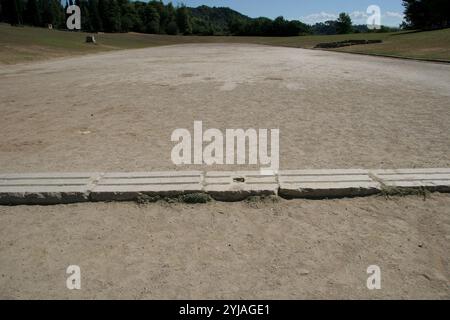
[
  {"left": 1, "top": 23, "right": 449, "bottom": 64},
  {"left": 333, "top": 28, "right": 450, "bottom": 61}
]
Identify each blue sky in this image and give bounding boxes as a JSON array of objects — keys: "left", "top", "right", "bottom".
[{"left": 162, "top": 0, "right": 405, "bottom": 26}]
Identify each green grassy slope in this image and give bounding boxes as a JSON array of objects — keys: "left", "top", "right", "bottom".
[
  {"left": 1, "top": 23, "right": 449, "bottom": 64},
  {"left": 335, "top": 28, "right": 450, "bottom": 61}
]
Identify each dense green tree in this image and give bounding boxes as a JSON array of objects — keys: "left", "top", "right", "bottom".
[
  {"left": 39, "top": 0, "right": 63, "bottom": 27},
  {"left": 287, "top": 20, "right": 310, "bottom": 36},
  {"left": 336, "top": 12, "right": 352, "bottom": 34},
  {"left": 98, "top": 0, "right": 121, "bottom": 32},
  {"left": 228, "top": 15, "right": 309, "bottom": 37},
  {"left": 176, "top": 5, "right": 192, "bottom": 35},
  {"left": 117, "top": 0, "right": 136, "bottom": 32},
  {"left": 131, "top": 1, "right": 146, "bottom": 32},
  {"left": 272, "top": 16, "right": 287, "bottom": 36},
  {"left": 24, "top": 0, "right": 40, "bottom": 26},
  {"left": 53, "top": 0, "right": 65, "bottom": 28},
  {"left": 3, "top": 0, "right": 24, "bottom": 25},
  {"left": 88, "top": 0, "right": 102, "bottom": 31},
  {"left": 143, "top": 5, "right": 159, "bottom": 34},
  {"left": 163, "top": 2, "right": 175, "bottom": 33},
  {"left": 145, "top": 0, "right": 165, "bottom": 32},
  {"left": 0, "top": 0, "right": 4, "bottom": 21},
  {"left": 97, "top": 0, "right": 106, "bottom": 31},
  {"left": 166, "top": 19, "right": 178, "bottom": 35},
  {"left": 403, "top": 0, "right": 450, "bottom": 30},
  {"left": 106, "top": 0, "right": 121, "bottom": 32},
  {"left": 228, "top": 17, "right": 246, "bottom": 35},
  {"left": 252, "top": 17, "right": 273, "bottom": 35},
  {"left": 311, "top": 21, "right": 337, "bottom": 35},
  {"left": 191, "top": 16, "right": 214, "bottom": 35}
]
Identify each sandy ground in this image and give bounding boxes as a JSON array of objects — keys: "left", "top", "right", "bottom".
[
  {"left": 0, "top": 44, "right": 450, "bottom": 172},
  {"left": 0, "top": 44, "right": 449, "bottom": 299},
  {"left": 0, "top": 194, "right": 449, "bottom": 299}
]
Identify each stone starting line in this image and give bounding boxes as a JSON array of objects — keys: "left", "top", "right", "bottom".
[{"left": 1, "top": 169, "right": 449, "bottom": 205}]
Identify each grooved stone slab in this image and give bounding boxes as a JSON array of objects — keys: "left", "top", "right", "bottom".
[
  {"left": 204, "top": 171, "right": 278, "bottom": 201},
  {"left": 0, "top": 173, "right": 96, "bottom": 205},
  {"left": 1, "top": 169, "right": 450, "bottom": 205},
  {"left": 278, "top": 169, "right": 381, "bottom": 199},
  {"left": 371, "top": 168, "right": 450, "bottom": 191},
  {"left": 90, "top": 171, "right": 203, "bottom": 201}
]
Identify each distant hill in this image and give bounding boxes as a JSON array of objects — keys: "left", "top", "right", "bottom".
[
  {"left": 188, "top": 5, "right": 311, "bottom": 36},
  {"left": 190, "top": 5, "right": 251, "bottom": 27},
  {"left": 188, "top": 5, "right": 252, "bottom": 35}
]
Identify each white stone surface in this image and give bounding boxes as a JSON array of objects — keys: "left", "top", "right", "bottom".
[
  {"left": 0, "top": 169, "right": 449, "bottom": 204},
  {"left": 0, "top": 173, "right": 95, "bottom": 204},
  {"left": 90, "top": 171, "right": 203, "bottom": 201},
  {"left": 371, "top": 168, "right": 450, "bottom": 191},
  {"left": 279, "top": 169, "right": 381, "bottom": 198}
]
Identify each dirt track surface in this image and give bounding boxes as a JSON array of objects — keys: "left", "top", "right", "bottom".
[
  {"left": 1, "top": 44, "right": 450, "bottom": 172},
  {"left": 1, "top": 44, "right": 449, "bottom": 300},
  {"left": 0, "top": 194, "right": 449, "bottom": 299}
]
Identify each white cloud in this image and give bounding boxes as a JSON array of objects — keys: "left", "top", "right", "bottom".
[
  {"left": 301, "top": 11, "right": 370, "bottom": 24},
  {"left": 385, "top": 11, "right": 404, "bottom": 19},
  {"left": 349, "top": 11, "right": 368, "bottom": 20},
  {"left": 301, "top": 12, "right": 337, "bottom": 24},
  {"left": 301, "top": 10, "right": 404, "bottom": 26}
]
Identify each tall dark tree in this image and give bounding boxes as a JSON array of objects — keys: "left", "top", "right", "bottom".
[
  {"left": 163, "top": 2, "right": 175, "bottom": 33},
  {"left": 52, "top": 0, "right": 65, "bottom": 28},
  {"left": 98, "top": 0, "right": 107, "bottom": 31},
  {"left": 272, "top": 16, "right": 287, "bottom": 36},
  {"left": 144, "top": 5, "right": 159, "bottom": 34},
  {"left": 191, "top": 17, "right": 215, "bottom": 35},
  {"left": 98, "top": 0, "right": 121, "bottom": 32},
  {"left": 24, "top": 0, "right": 41, "bottom": 26},
  {"left": 102, "top": 0, "right": 121, "bottom": 32},
  {"left": 311, "top": 21, "right": 337, "bottom": 35},
  {"left": 41, "top": 0, "right": 56, "bottom": 26},
  {"left": 403, "top": 0, "right": 450, "bottom": 29},
  {"left": 132, "top": 0, "right": 146, "bottom": 32},
  {"left": 336, "top": 12, "right": 352, "bottom": 34},
  {"left": 118, "top": 0, "right": 137, "bottom": 32},
  {"left": 88, "top": 0, "right": 102, "bottom": 31},
  {"left": 166, "top": 19, "right": 178, "bottom": 35},
  {"left": 228, "top": 17, "right": 246, "bottom": 35},
  {"left": 176, "top": 5, "right": 192, "bottom": 35},
  {"left": 4, "top": 0, "right": 24, "bottom": 25}
]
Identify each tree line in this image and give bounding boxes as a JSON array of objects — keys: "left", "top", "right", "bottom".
[
  {"left": 0, "top": 0, "right": 194, "bottom": 34},
  {"left": 0, "top": 0, "right": 64, "bottom": 27},
  {"left": 0, "top": 1, "right": 374, "bottom": 36},
  {"left": 2, "top": 0, "right": 447, "bottom": 37},
  {"left": 0, "top": 1, "right": 358, "bottom": 36},
  {"left": 402, "top": 0, "right": 449, "bottom": 30}
]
